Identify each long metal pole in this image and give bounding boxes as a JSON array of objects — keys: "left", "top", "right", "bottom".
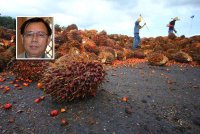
[{"left": 140, "top": 14, "right": 149, "bottom": 31}]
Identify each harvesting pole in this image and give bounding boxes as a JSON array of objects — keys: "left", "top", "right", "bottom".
[
  {"left": 189, "top": 15, "right": 195, "bottom": 35},
  {"left": 140, "top": 14, "right": 149, "bottom": 31}
]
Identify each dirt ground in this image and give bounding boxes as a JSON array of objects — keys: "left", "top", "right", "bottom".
[{"left": 0, "top": 62, "right": 200, "bottom": 134}]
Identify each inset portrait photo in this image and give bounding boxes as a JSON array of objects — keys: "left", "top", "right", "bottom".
[{"left": 16, "top": 16, "right": 54, "bottom": 59}]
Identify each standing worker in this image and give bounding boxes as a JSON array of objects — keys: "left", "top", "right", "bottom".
[
  {"left": 133, "top": 16, "right": 146, "bottom": 49},
  {"left": 167, "top": 17, "right": 180, "bottom": 35}
]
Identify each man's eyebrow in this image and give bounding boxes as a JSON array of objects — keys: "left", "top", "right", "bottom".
[{"left": 24, "top": 31, "right": 47, "bottom": 33}]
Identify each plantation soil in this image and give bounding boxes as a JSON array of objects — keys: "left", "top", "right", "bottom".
[{"left": 0, "top": 63, "right": 200, "bottom": 134}]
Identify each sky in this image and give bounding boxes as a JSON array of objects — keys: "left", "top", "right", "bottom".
[{"left": 0, "top": 0, "right": 199, "bottom": 37}]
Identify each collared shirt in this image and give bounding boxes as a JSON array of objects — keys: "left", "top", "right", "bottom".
[
  {"left": 17, "top": 52, "right": 50, "bottom": 59},
  {"left": 24, "top": 52, "right": 46, "bottom": 58}
]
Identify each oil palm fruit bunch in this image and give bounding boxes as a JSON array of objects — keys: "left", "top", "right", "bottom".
[
  {"left": 147, "top": 53, "right": 168, "bottom": 66},
  {"left": 42, "top": 54, "right": 106, "bottom": 102},
  {"left": 67, "top": 30, "right": 82, "bottom": 43},
  {"left": 9, "top": 60, "right": 49, "bottom": 81},
  {"left": 173, "top": 51, "right": 192, "bottom": 63}
]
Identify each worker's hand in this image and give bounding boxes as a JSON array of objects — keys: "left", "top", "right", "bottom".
[{"left": 174, "top": 30, "right": 177, "bottom": 33}]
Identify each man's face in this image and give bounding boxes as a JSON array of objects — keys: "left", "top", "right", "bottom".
[{"left": 22, "top": 22, "right": 50, "bottom": 58}]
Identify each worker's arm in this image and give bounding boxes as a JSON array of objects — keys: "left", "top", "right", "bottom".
[
  {"left": 167, "top": 24, "right": 173, "bottom": 28},
  {"left": 139, "top": 23, "right": 146, "bottom": 29},
  {"left": 174, "top": 29, "right": 177, "bottom": 33}
]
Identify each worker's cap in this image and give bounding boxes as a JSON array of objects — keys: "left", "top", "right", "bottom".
[
  {"left": 173, "top": 17, "right": 180, "bottom": 21},
  {"left": 137, "top": 16, "right": 142, "bottom": 22}
]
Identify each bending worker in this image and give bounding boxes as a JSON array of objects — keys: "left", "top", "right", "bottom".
[{"left": 168, "top": 17, "right": 180, "bottom": 35}]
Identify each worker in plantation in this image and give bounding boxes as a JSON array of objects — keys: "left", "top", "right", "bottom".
[
  {"left": 167, "top": 17, "right": 180, "bottom": 35},
  {"left": 133, "top": 16, "right": 146, "bottom": 49}
]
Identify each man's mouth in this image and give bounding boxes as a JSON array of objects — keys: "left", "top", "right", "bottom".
[{"left": 30, "top": 45, "right": 39, "bottom": 49}]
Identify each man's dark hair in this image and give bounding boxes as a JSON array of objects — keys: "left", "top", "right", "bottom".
[{"left": 20, "top": 17, "right": 52, "bottom": 36}]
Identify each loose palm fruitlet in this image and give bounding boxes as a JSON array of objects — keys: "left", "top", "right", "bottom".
[
  {"left": 42, "top": 60, "right": 106, "bottom": 102},
  {"left": 10, "top": 61, "right": 49, "bottom": 81}
]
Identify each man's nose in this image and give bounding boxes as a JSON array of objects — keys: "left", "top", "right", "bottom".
[{"left": 32, "top": 33, "right": 38, "bottom": 41}]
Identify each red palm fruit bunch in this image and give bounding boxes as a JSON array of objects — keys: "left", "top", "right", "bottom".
[
  {"left": 93, "top": 32, "right": 108, "bottom": 46},
  {"left": 147, "top": 53, "right": 169, "bottom": 66},
  {"left": 67, "top": 30, "right": 82, "bottom": 43},
  {"left": 41, "top": 54, "right": 106, "bottom": 102},
  {"left": 9, "top": 60, "right": 49, "bottom": 81},
  {"left": 0, "top": 46, "right": 15, "bottom": 71}
]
